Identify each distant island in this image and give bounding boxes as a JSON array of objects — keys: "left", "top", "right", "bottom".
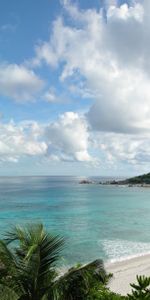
[{"left": 79, "top": 173, "right": 150, "bottom": 186}]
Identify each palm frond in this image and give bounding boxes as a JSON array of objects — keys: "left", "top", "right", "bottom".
[
  {"left": 0, "top": 240, "right": 17, "bottom": 272},
  {"left": 4, "top": 225, "right": 26, "bottom": 245},
  {"left": 3, "top": 224, "right": 64, "bottom": 299},
  {"left": 54, "top": 259, "right": 108, "bottom": 300},
  {"left": 0, "top": 284, "right": 18, "bottom": 300}
]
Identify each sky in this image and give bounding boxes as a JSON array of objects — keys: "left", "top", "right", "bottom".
[{"left": 0, "top": 0, "right": 149, "bottom": 177}]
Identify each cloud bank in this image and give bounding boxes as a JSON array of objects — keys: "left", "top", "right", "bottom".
[
  {"left": 35, "top": 1, "right": 150, "bottom": 134},
  {"left": 1, "top": 0, "right": 150, "bottom": 172},
  {"left": 0, "top": 112, "right": 92, "bottom": 164}
]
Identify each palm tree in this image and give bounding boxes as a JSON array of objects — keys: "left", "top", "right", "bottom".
[
  {"left": 0, "top": 223, "right": 108, "bottom": 300},
  {"left": 55, "top": 259, "right": 109, "bottom": 300},
  {"left": 0, "top": 223, "right": 64, "bottom": 300}
]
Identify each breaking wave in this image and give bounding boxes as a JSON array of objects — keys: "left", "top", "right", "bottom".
[{"left": 101, "top": 239, "right": 150, "bottom": 263}]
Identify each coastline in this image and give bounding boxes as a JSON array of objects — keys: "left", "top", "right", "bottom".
[
  {"left": 79, "top": 179, "right": 150, "bottom": 188},
  {"left": 106, "top": 253, "right": 150, "bottom": 295}
]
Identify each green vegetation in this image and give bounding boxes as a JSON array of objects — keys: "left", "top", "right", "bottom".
[
  {"left": 56, "top": 259, "right": 111, "bottom": 299},
  {"left": 0, "top": 223, "right": 64, "bottom": 300},
  {"left": 0, "top": 223, "right": 149, "bottom": 299},
  {"left": 128, "top": 276, "right": 150, "bottom": 299},
  {"left": 124, "top": 172, "right": 150, "bottom": 185}
]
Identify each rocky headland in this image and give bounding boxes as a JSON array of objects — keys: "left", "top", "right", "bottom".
[{"left": 79, "top": 172, "right": 150, "bottom": 187}]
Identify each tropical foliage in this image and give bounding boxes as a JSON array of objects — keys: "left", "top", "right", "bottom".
[
  {"left": 128, "top": 275, "right": 150, "bottom": 300},
  {"left": 55, "top": 259, "right": 111, "bottom": 299},
  {"left": 0, "top": 223, "right": 64, "bottom": 300},
  {"left": 0, "top": 224, "right": 110, "bottom": 300},
  {"left": 0, "top": 224, "right": 149, "bottom": 300}
]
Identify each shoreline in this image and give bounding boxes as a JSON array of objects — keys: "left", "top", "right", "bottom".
[
  {"left": 58, "top": 252, "right": 150, "bottom": 291},
  {"left": 106, "top": 253, "right": 150, "bottom": 295},
  {"left": 79, "top": 180, "right": 150, "bottom": 188}
]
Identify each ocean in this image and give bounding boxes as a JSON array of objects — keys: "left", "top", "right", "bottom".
[{"left": 0, "top": 176, "right": 150, "bottom": 267}]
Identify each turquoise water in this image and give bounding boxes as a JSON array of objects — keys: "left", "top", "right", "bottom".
[{"left": 0, "top": 176, "right": 150, "bottom": 266}]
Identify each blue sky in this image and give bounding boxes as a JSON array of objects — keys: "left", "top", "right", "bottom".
[
  {"left": 0, "top": 0, "right": 149, "bottom": 176},
  {"left": 0, "top": 0, "right": 97, "bottom": 123}
]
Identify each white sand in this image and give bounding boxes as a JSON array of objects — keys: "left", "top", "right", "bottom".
[{"left": 105, "top": 254, "right": 150, "bottom": 295}]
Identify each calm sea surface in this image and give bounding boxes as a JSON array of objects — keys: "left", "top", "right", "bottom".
[{"left": 0, "top": 176, "right": 150, "bottom": 266}]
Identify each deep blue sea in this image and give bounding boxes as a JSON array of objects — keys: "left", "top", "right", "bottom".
[{"left": 0, "top": 176, "right": 150, "bottom": 267}]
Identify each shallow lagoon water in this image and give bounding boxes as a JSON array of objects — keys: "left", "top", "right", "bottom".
[{"left": 0, "top": 176, "right": 150, "bottom": 266}]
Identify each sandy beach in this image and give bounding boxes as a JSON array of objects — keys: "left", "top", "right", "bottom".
[{"left": 106, "top": 254, "right": 150, "bottom": 295}]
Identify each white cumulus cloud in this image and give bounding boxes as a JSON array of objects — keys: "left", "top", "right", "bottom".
[
  {"left": 0, "top": 64, "right": 44, "bottom": 101},
  {"left": 6, "top": 0, "right": 149, "bottom": 171},
  {"left": 0, "top": 121, "right": 47, "bottom": 162},
  {"left": 34, "top": 1, "right": 150, "bottom": 135},
  {"left": 0, "top": 112, "right": 93, "bottom": 164},
  {"left": 45, "top": 112, "right": 93, "bottom": 162}
]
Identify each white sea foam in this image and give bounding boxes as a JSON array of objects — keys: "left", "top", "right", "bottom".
[{"left": 101, "top": 239, "right": 150, "bottom": 263}]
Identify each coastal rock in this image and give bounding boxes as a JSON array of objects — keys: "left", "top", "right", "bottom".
[
  {"left": 79, "top": 179, "right": 93, "bottom": 184},
  {"left": 109, "top": 180, "right": 119, "bottom": 185}
]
